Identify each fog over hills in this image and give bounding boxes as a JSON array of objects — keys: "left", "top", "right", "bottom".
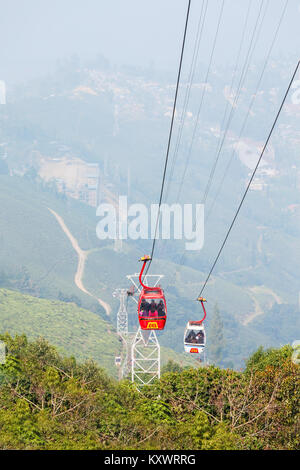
[
  {"left": 0, "top": 0, "right": 300, "bottom": 370},
  {"left": 0, "top": 49, "right": 299, "bottom": 368},
  {"left": 1, "top": 0, "right": 300, "bottom": 83}
]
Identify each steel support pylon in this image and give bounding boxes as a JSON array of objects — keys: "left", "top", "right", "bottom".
[
  {"left": 113, "top": 288, "right": 128, "bottom": 336},
  {"left": 113, "top": 288, "right": 131, "bottom": 379},
  {"left": 126, "top": 273, "right": 164, "bottom": 389},
  {"left": 114, "top": 274, "right": 164, "bottom": 388},
  {"left": 131, "top": 328, "right": 160, "bottom": 389}
]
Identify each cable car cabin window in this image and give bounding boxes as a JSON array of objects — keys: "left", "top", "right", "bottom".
[
  {"left": 139, "top": 299, "right": 165, "bottom": 318},
  {"left": 185, "top": 329, "right": 205, "bottom": 345}
]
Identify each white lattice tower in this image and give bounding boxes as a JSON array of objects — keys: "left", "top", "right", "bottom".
[
  {"left": 113, "top": 288, "right": 128, "bottom": 336},
  {"left": 126, "top": 273, "right": 164, "bottom": 389},
  {"left": 131, "top": 329, "right": 160, "bottom": 389},
  {"left": 112, "top": 288, "right": 131, "bottom": 379}
]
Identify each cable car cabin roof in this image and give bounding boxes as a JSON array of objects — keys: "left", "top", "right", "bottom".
[
  {"left": 186, "top": 321, "right": 205, "bottom": 331},
  {"left": 141, "top": 287, "right": 164, "bottom": 299},
  {"left": 143, "top": 287, "right": 162, "bottom": 294}
]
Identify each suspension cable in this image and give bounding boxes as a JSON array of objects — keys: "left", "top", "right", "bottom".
[
  {"left": 174, "top": 0, "right": 286, "bottom": 275},
  {"left": 200, "top": 0, "right": 267, "bottom": 206},
  {"left": 174, "top": 0, "right": 225, "bottom": 206},
  {"left": 144, "top": 0, "right": 192, "bottom": 276},
  {"left": 198, "top": 60, "right": 300, "bottom": 297},
  {"left": 167, "top": 0, "right": 264, "bottom": 270},
  {"left": 206, "top": 0, "right": 289, "bottom": 221},
  {"left": 158, "top": 0, "right": 225, "bottom": 263},
  {"left": 164, "top": 0, "right": 208, "bottom": 203}
]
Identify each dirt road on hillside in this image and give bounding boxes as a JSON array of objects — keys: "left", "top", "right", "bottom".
[
  {"left": 243, "top": 285, "right": 282, "bottom": 325},
  {"left": 49, "top": 208, "right": 111, "bottom": 316}
]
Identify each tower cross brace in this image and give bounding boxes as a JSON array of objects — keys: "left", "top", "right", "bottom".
[{"left": 114, "top": 273, "right": 164, "bottom": 388}]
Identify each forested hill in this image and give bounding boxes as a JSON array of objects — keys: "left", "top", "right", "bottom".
[
  {"left": 0, "top": 288, "right": 195, "bottom": 375},
  {"left": 1, "top": 60, "right": 300, "bottom": 368},
  {"left": 0, "top": 335, "right": 298, "bottom": 450}
]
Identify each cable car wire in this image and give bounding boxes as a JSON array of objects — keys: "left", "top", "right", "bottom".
[
  {"left": 162, "top": 0, "right": 264, "bottom": 269},
  {"left": 158, "top": 0, "right": 226, "bottom": 263},
  {"left": 206, "top": 0, "right": 289, "bottom": 221},
  {"left": 144, "top": 0, "right": 192, "bottom": 277},
  {"left": 176, "top": 0, "right": 267, "bottom": 207},
  {"left": 164, "top": 0, "right": 209, "bottom": 203},
  {"left": 173, "top": 0, "right": 225, "bottom": 207},
  {"left": 198, "top": 59, "right": 300, "bottom": 297},
  {"left": 200, "top": 0, "right": 268, "bottom": 206},
  {"left": 173, "top": 0, "right": 287, "bottom": 275}
]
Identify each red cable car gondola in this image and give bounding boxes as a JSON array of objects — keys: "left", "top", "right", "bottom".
[{"left": 137, "top": 256, "right": 167, "bottom": 330}]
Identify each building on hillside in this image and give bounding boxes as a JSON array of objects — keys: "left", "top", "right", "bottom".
[
  {"left": 68, "top": 161, "right": 100, "bottom": 207},
  {"left": 86, "top": 163, "right": 100, "bottom": 206},
  {"left": 38, "top": 157, "right": 101, "bottom": 207}
]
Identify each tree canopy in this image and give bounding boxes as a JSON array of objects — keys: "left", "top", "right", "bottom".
[{"left": 0, "top": 334, "right": 298, "bottom": 450}]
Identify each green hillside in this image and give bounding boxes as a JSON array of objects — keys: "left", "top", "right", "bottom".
[
  {"left": 0, "top": 288, "right": 120, "bottom": 372},
  {"left": 0, "top": 174, "right": 294, "bottom": 369},
  {"left": 0, "top": 175, "right": 103, "bottom": 307},
  {"left": 0, "top": 288, "right": 195, "bottom": 374},
  {"left": 0, "top": 93, "right": 299, "bottom": 370}
]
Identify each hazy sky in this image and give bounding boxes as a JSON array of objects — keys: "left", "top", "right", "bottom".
[{"left": 1, "top": 0, "right": 300, "bottom": 84}]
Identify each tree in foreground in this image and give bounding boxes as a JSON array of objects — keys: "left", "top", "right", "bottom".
[{"left": 0, "top": 334, "right": 298, "bottom": 450}]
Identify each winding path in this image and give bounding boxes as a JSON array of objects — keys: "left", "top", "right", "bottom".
[
  {"left": 49, "top": 208, "right": 111, "bottom": 316},
  {"left": 243, "top": 285, "right": 283, "bottom": 325}
]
